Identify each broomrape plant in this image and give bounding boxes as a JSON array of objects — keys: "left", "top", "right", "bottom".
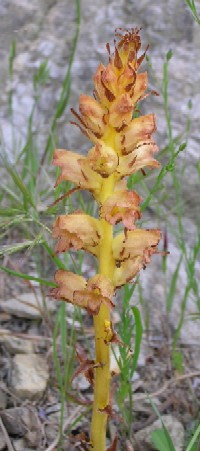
[{"left": 51, "top": 28, "right": 161, "bottom": 451}]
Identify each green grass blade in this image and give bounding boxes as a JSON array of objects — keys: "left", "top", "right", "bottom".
[
  {"left": 141, "top": 167, "right": 166, "bottom": 211},
  {"left": 53, "top": 309, "right": 63, "bottom": 387},
  {"left": 8, "top": 40, "right": 16, "bottom": 113},
  {"left": 185, "top": 0, "right": 200, "bottom": 24},
  {"left": 33, "top": 59, "right": 49, "bottom": 90},
  {"left": 0, "top": 208, "right": 21, "bottom": 217},
  {"left": 1, "top": 158, "right": 36, "bottom": 209},
  {"left": 148, "top": 397, "right": 176, "bottom": 451},
  {"left": 130, "top": 306, "right": 143, "bottom": 378},
  {"left": 185, "top": 423, "right": 200, "bottom": 451},
  {"left": 42, "top": 241, "right": 66, "bottom": 270},
  {"left": 9, "top": 40, "right": 16, "bottom": 77},
  {"left": 55, "top": 79, "right": 71, "bottom": 119},
  {"left": 166, "top": 255, "right": 182, "bottom": 312},
  {"left": 0, "top": 239, "right": 43, "bottom": 257},
  {"left": 0, "top": 265, "right": 56, "bottom": 287},
  {"left": 0, "top": 183, "right": 24, "bottom": 206},
  {"left": 59, "top": 302, "right": 67, "bottom": 359},
  {"left": 151, "top": 428, "right": 176, "bottom": 451}
]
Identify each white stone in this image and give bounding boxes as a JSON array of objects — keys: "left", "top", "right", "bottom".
[
  {"left": 37, "top": 39, "right": 55, "bottom": 57},
  {"left": 0, "top": 292, "right": 55, "bottom": 319},
  {"left": 0, "top": 330, "right": 34, "bottom": 354},
  {"left": 72, "top": 373, "right": 90, "bottom": 391},
  {"left": 12, "top": 438, "right": 35, "bottom": 451},
  {"left": 11, "top": 354, "right": 49, "bottom": 400}
]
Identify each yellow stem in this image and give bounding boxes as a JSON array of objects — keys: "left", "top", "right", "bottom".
[{"left": 90, "top": 175, "right": 115, "bottom": 451}]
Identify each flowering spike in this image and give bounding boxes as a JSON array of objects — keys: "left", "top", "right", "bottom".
[{"left": 52, "top": 29, "right": 161, "bottom": 451}]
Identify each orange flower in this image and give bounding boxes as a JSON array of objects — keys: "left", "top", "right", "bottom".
[
  {"left": 51, "top": 271, "right": 114, "bottom": 315},
  {"left": 100, "top": 189, "right": 141, "bottom": 229},
  {"left": 87, "top": 141, "right": 119, "bottom": 177},
  {"left": 79, "top": 94, "right": 107, "bottom": 139},
  {"left": 53, "top": 149, "right": 102, "bottom": 194},
  {"left": 113, "top": 229, "right": 161, "bottom": 287},
  {"left": 108, "top": 93, "right": 134, "bottom": 129},
  {"left": 116, "top": 114, "right": 156, "bottom": 155},
  {"left": 114, "top": 256, "right": 144, "bottom": 287},
  {"left": 93, "top": 63, "right": 118, "bottom": 107},
  {"left": 130, "top": 72, "right": 148, "bottom": 106},
  {"left": 112, "top": 228, "right": 161, "bottom": 261},
  {"left": 74, "top": 274, "right": 115, "bottom": 315},
  {"left": 51, "top": 270, "right": 86, "bottom": 301},
  {"left": 52, "top": 213, "right": 102, "bottom": 255},
  {"left": 117, "top": 139, "right": 160, "bottom": 177}
]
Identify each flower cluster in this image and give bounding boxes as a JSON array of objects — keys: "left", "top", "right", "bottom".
[{"left": 52, "top": 28, "right": 161, "bottom": 310}]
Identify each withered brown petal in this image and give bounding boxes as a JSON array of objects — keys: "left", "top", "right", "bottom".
[{"left": 72, "top": 357, "right": 95, "bottom": 382}]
